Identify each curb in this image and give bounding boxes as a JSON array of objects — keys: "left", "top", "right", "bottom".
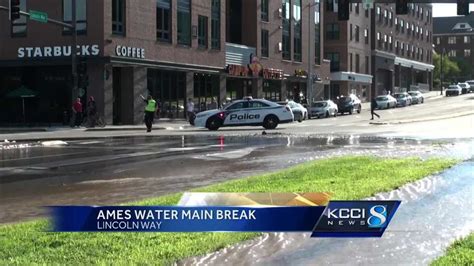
[
  {"left": 370, "top": 111, "right": 474, "bottom": 125},
  {"left": 85, "top": 127, "right": 166, "bottom": 132}
]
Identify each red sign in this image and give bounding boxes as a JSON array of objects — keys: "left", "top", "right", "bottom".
[
  {"left": 263, "top": 68, "right": 283, "bottom": 80},
  {"left": 227, "top": 65, "right": 249, "bottom": 77}
]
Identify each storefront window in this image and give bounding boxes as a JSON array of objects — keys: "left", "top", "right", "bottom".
[
  {"left": 63, "top": 0, "right": 87, "bottom": 35},
  {"left": 263, "top": 80, "right": 281, "bottom": 101},
  {"left": 194, "top": 74, "right": 219, "bottom": 112},
  {"left": 147, "top": 70, "right": 186, "bottom": 119},
  {"left": 177, "top": 0, "right": 191, "bottom": 45}
]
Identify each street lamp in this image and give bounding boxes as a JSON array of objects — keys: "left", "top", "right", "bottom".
[{"left": 440, "top": 48, "right": 445, "bottom": 96}]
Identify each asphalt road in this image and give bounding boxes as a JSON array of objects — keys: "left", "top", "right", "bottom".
[{"left": 1, "top": 92, "right": 472, "bottom": 141}]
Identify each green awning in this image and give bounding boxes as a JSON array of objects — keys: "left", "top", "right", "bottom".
[{"left": 6, "top": 86, "right": 38, "bottom": 98}]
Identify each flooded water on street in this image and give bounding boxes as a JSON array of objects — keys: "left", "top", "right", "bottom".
[
  {"left": 180, "top": 160, "right": 474, "bottom": 265},
  {"left": 1, "top": 136, "right": 473, "bottom": 226}
]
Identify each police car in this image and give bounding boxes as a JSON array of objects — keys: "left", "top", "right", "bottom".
[{"left": 193, "top": 97, "right": 294, "bottom": 131}]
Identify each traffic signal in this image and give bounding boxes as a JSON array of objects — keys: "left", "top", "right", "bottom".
[
  {"left": 338, "top": 0, "right": 350, "bottom": 21},
  {"left": 77, "top": 58, "right": 89, "bottom": 89},
  {"left": 396, "top": 0, "right": 409, "bottom": 15},
  {"left": 9, "top": 0, "right": 21, "bottom": 21},
  {"left": 457, "top": 0, "right": 469, "bottom": 16}
]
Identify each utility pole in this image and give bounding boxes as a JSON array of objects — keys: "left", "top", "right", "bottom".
[
  {"left": 440, "top": 48, "right": 444, "bottom": 96},
  {"left": 307, "top": 2, "right": 313, "bottom": 105},
  {"left": 71, "top": 0, "right": 78, "bottom": 101}
]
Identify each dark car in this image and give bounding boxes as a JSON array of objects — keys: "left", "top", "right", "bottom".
[{"left": 337, "top": 94, "right": 362, "bottom": 115}]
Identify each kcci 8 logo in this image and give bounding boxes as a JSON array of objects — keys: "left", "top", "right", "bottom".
[{"left": 367, "top": 205, "right": 387, "bottom": 228}]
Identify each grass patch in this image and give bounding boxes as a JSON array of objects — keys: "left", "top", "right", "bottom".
[
  {"left": 432, "top": 233, "right": 474, "bottom": 266},
  {"left": 0, "top": 156, "right": 457, "bottom": 265}
]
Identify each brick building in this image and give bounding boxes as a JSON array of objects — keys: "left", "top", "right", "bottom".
[
  {"left": 0, "top": 0, "right": 330, "bottom": 125},
  {"left": 433, "top": 12, "right": 474, "bottom": 81},
  {"left": 324, "top": 2, "right": 434, "bottom": 100}
]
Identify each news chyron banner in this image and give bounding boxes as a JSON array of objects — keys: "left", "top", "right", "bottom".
[{"left": 50, "top": 193, "right": 400, "bottom": 237}]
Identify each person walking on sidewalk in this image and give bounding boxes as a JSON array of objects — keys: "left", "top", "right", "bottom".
[
  {"left": 72, "top": 98, "right": 83, "bottom": 127},
  {"left": 371, "top": 97, "right": 380, "bottom": 120},
  {"left": 186, "top": 98, "right": 195, "bottom": 123},
  {"left": 141, "top": 95, "right": 157, "bottom": 132}
]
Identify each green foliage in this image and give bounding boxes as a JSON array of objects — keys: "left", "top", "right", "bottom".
[
  {"left": 432, "top": 233, "right": 474, "bottom": 266},
  {"left": 433, "top": 53, "right": 461, "bottom": 85}
]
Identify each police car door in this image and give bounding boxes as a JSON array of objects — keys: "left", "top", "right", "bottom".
[{"left": 223, "top": 101, "right": 246, "bottom": 126}]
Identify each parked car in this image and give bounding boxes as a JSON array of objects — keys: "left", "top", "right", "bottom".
[
  {"left": 458, "top": 83, "right": 471, "bottom": 94},
  {"left": 408, "top": 91, "right": 425, "bottom": 104},
  {"left": 375, "top": 95, "right": 397, "bottom": 109},
  {"left": 277, "top": 100, "right": 307, "bottom": 122},
  {"left": 337, "top": 94, "right": 362, "bottom": 115},
  {"left": 394, "top": 93, "right": 412, "bottom": 107},
  {"left": 466, "top": 80, "right": 474, "bottom": 92},
  {"left": 445, "top": 85, "right": 462, "bottom": 96},
  {"left": 310, "top": 100, "right": 338, "bottom": 118}
]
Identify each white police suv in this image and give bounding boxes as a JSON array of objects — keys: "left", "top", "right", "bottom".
[{"left": 193, "top": 98, "right": 294, "bottom": 131}]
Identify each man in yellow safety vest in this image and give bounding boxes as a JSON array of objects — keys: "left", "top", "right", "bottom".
[{"left": 141, "top": 95, "right": 157, "bottom": 132}]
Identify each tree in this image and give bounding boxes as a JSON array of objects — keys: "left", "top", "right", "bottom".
[{"left": 433, "top": 53, "right": 461, "bottom": 87}]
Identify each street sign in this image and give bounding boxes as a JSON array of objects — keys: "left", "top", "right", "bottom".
[
  {"left": 29, "top": 10, "right": 48, "bottom": 23},
  {"left": 363, "top": 0, "right": 373, "bottom": 9}
]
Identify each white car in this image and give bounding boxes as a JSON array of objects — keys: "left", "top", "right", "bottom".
[
  {"left": 277, "top": 100, "right": 307, "bottom": 122},
  {"left": 408, "top": 91, "right": 424, "bottom": 104},
  {"left": 394, "top": 92, "right": 412, "bottom": 107},
  {"left": 446, "top": 85, "right": 462, "bottom": 96},
  {"left": 194, "top": 98, "right": 294, "bottom": 131},
  {"left": 466, "top": 80, "right": 474, "bottom": 92},
  {"left": 457, "top": 83, "right": 471, "bottom": 94},
  {"left": 375, "top": 95, "right": 397, "bottom": 109},
  {"left": 310, "top": 100, "right": 338, "bottom": 118}
]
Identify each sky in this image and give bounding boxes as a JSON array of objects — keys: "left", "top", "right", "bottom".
[{"left": 432, "top": 4, "right": 474, "bottom": 17}]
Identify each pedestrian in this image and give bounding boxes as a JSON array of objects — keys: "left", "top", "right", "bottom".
[
  {"left": 207, "top": 97, "right": 218, "bottom": 110},
  {"left": 186, "top": 98, "right": 195, "bottom": 122},
  {"left": 371, "top": 97, "right": 380, "bottom": 120},
  {"left": 86, "top": 96, "right": 97, "bottom": 127},
  {"left": 72, "top": 97, "right": 83, "bottom": 127},
  {"left": 141, "top": 95, "right": 157, "bottom": 132}
]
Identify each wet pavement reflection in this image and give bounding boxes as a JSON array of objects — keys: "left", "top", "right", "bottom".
[{"left": 1, "top": 136, "right": 473, "bottom": 226}]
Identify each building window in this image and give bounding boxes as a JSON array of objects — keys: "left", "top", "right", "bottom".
[
  {"left": 11, "top": 0, "right": 27, "bottom": 37},
  {"left": 355, "top": 3, "right": 359, "bottom": 14},
  {"left": 465, "top": 49, "right": 471, "bottom": 57},
  {"left": 364, "top": 28, "right": 369, "bottom": 44},
  {"left": 365, "top": 56, "right": 369, "bottom": 74},
  {"left": 177, "top": 0, "right": 191, "bottom": 45},
  {"left": 326, "top": 52, "right": 340, "bottom": 71},
  {"left": 293, "top": 0, "right": 302, "bottom": 62},
  {"left": 211, "top": 0, "right": 220, "bottom": 49},
  {"left": 261, "top": 0, "right": 269, "bottom": 21},
  {"left": 350, "top": 24, "right": 353, "bottom": 41},
  {"left": 349, "top": 53, "right": 353, "bottom": 72},
  {"left": 389, "top": 11, "right": 393, "bottom": 26},
  {"left": 326, "top": 0, "right": 335, "bottom": 12},
  {"left": 464, "top": 36, "right": 470, "bottom": 44},
  {"left": 326, "top": 23, "right": 339, "bottom": 40},
  {"left": 400, "top": 19, "right": 404, "bottom": 33},
  {"left": 355, "top": 25, "right": 359, "bottom": 42},
  {"left": 355, "top": 54, "right": 360, "bottom": 73},
  {"left": 389, "top": 36, "right": 392, "bottom": 50},
  {"left": 377, "top": 7, "right": 381, "bottom": 22},
  {"left": 365, "top": 7, "right": 369, "bottom": 17},
  {"left": 198, "top": 15, "right": 208, "bottom": 48},
  {"left": 314, "top": 0, "right": 321, "bottom": 64},
  {"left": 282, "top": 0, "right": 291, "bottom": 60},
  {"left": 261, "top": 29, "right": 269, "bottom": 57},
  {"left": 395, "top": 17, "right": 398, "bottom": 31},
  {"left": 395, "top": 40, "right": 399, "bottom": 54},
  {"left": 420, "top": 27, "right": 423, "bottom": 40},
  {"left": 157, "top": 0, "right": 171, "bottom": 42},
  {"left": 448, "top": 36, "right": 456, "bottom": 44},
  {"left": 448, "top": 50, "right": 456, "bottom": 57},
  {"left": 63, "top": 0, "right": 87, "bottom": 35},
  {"left": 384, "top": 9, "right": 388, "bottom": 24},
  {"left": 112, "top": 0, "right": 125, "bottom": 35}
]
